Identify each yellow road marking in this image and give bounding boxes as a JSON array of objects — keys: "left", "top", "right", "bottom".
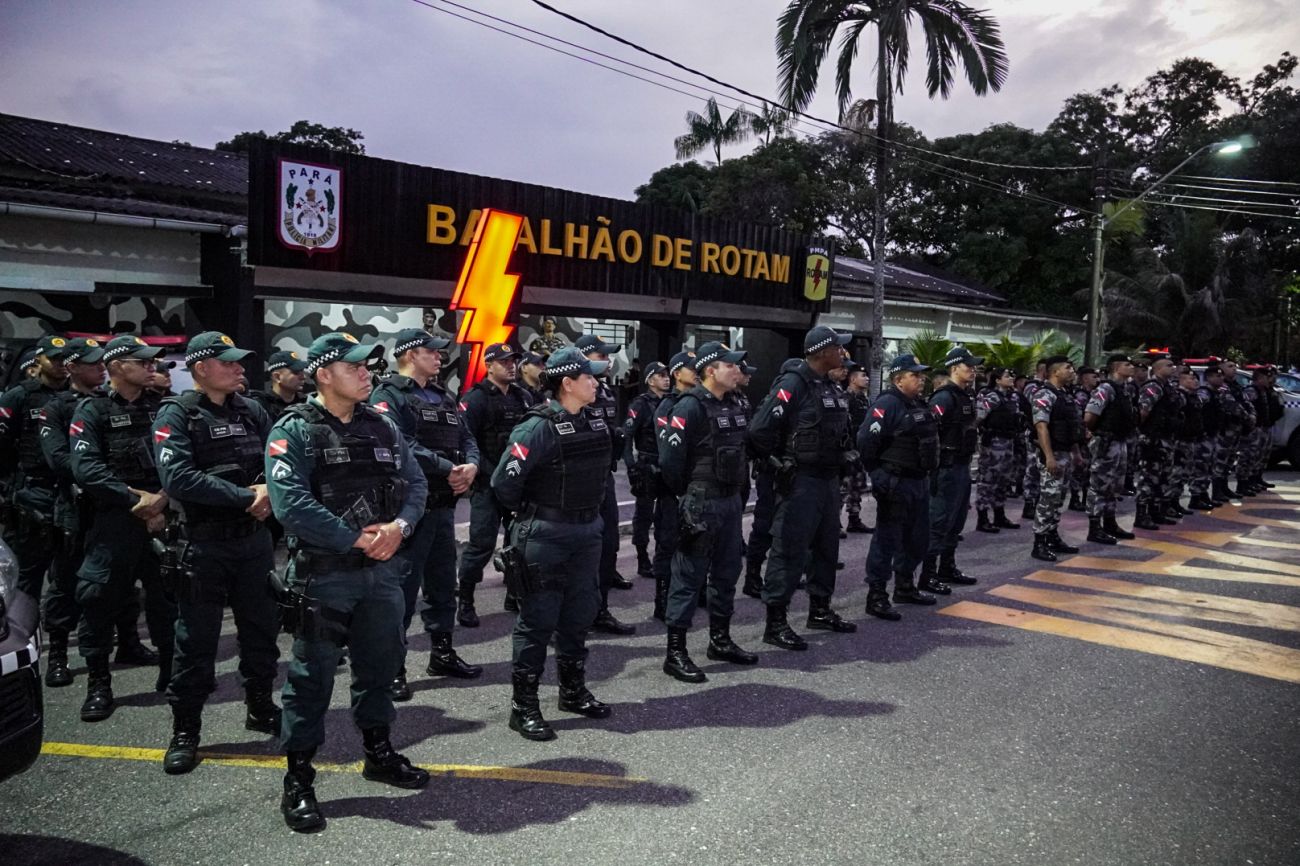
[
  {"left": 1122, "top": 538, "right": 1300, "bottom": 576},
  {"left": 939, "top": 601, "right": 1300, "bottom": 684},
  {"left": 1055, "top": 555, "right": 1300, "bottom": 587},
  {"left": 1204, "top": 506, "right": 1300, "bottom": 532},
  {"left": 39, "top": 742, "right": 644, "bottom": 789},
  {"left": 1020, "top": 571, "right": 1300, "bottom": 631},
  {"left": 1170, "top": 529, "right": 1300, "bottom": 554}
]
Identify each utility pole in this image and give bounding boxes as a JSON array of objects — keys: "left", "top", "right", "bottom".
[{"left": 1085, "top": 182, "right": 1106, "bottom": 367}]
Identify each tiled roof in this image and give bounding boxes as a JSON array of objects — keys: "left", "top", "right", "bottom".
[
  {"left": 833, "top": 255, "right": 1005, "bottom": 306},
  {"left": 0, "top": 113, "right": 247, "bottom": 224}
]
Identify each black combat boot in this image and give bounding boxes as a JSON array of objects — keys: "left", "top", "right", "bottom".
[
  {"left": 762, "top": 603, "right": 808, "bottom": 650},
  {"left": 1047, "top": 529, "right": 1080, "bottom": 555},
  {"left": 993, "top": 506, "right": 1021, "bottom": 530},
  {"left": 741, "top": 563, "right": 763, "bottom": 599},
  {"left": 503, "top": 594, "right": 519, "bottom": 612},
  {"left": 282, "top": 749, "right": 326, "bottom": 833},
  {"left": 663, "top": 626, "right": 707, "bottom": 682},
  {"left": 456, "top": 587, "right": 479, "bottom": 628},
  {"left": 556, "top": 657, "right": 611, "bottom": 717},
  {"left": 388, "top": 666, "right": 412, "bottom": 702},
  {"left": 509, "top": 671, "right": 556, "bottom": 741},
  {"left": 1162, "top": 502, "right": 1184, "bottom": 521},
  {"left": 1068, "top": 489, "right": 1086, "bottom": 512},
  {"left": 1103, "top": 512, "right": 1136, "bottom": 540},
  {"left": 1153, "top": 505, "right": 1178, "bottom": 525},
  {"left": 1031, "top": 533, "right": 1057, "bottom": 562},
  {"left": 917, "top": 555, "right": 952, "bottom": 596},
  {"left": 1211, "top": 478, "right": 1230, "bottom": 505},
  {"left": 1021, "top": 498, "right": 1037, "bottom": 520},
  {"left": 245, "top": 686, "right": 283, "bottom": 734},
  {"left": 609, "top": 570, "right": 635, "bottom": 590},
  {"left": 865, "top": 586, "right": 901, "bottom": 621},
  {"left": 653, "top": 575, "right": 669, "bottom": 622},
  {"left": 115, "top": 630, "right": 159, "bottom": 666},
  {"left": 1123, "top": 474, "right": 1137, "bottom": 495},
  {"left": 845, "top": 515, "right": 872, "bottom": 534},
  {"left": 1133, "top": 503, "right": 1160, "bottom": 531},
  {"left": 939, "top": 551, "right": 977, "bottom": 586},
  {"left": 636, "top": 545, "right": 654, "bottom": 578},
  {"left": 706, "top": 615, "right": 759, "bottom": 664},
  {"left": 80, "top": 657, "right": 114, "bottom": 722},
  {"left": 163, "top": 707, "right": 202, "bottom": 775},
  {"left": 1171, "top": 499, "right": 1195, "bottom": 516},
  {"left": 893, "top": 573, "right": 936, "bottom": 605},
  {"left": 361, "top": 726, "right": 430, "bottom": 789},
  {"left": 592, "top": 592, "right": 636, "bottom": 635},
  {"left": 1187, "top": 493, "right": 1216, "bottom": 511},
  {"left": 1087, "top": 517, "right": 1118, "bottom": 545},
  {"left": 426, "top": 631, "right": 482, "bottom": 679},
  {"left": 45, "top": 630, "right": 73, "bottom": 688},
  {"left": 1238, "top": 478, "right": 1259, "bottom": 497},
  {"left": 806, "top": 596, "right": 857, "bottom": 632},
  {"left": 976, "top": 509, "right": 999, "bottom": 533},
  {"left": 1259, "top": 475, "right": 1276, "bottom": 490}
]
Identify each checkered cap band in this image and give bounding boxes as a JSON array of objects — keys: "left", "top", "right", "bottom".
[
  {"left": 185, "top": 346, "right": 222, "bottom": 365},
  {"left": 396, "top": 337, "right": 440, "bottom": 356},
  {"left": 806, "top": 335, "right": 835, "bottom": 354},
  {"left": 266, "top": 359, "right": 291, "bottom": 372},
  {"left": 696, "top": 350, "right": 723, "bottom": 369},
  {"left": 547, "top": 361, "right": 584, "bottom": 377},
  {"left": 103, "top": 344, "right": 140, "bottom": 362},
  {"left": 305, "top": 346, "right": 347, "bottom": 375}
]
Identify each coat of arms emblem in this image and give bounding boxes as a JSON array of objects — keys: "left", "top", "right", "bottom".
[{"left": 278, "top": 159, "right": 341, "bottom": 253}]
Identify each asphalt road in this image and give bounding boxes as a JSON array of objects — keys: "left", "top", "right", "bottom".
[{"left": 3, "top": 475, "right": 1299, "bottom": 866}]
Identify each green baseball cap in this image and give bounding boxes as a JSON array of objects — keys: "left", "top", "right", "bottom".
[
  {"left": 393, "top": 328, "right": 451, "bottom": 357},
  {"left": 185, "top": 331, "right": 255, "bottom": 366},
  {"left": 62, "top": 337, "right": 106, "bottom": 364},
  {"left": 34, "top": 334, "right": 72, "bottom": 361},
  {"left": 304, "top": 332, "right": 383, "bottom": 375},
  {"left": 102, "top": 335, "right": 164, "bottom": 363}
]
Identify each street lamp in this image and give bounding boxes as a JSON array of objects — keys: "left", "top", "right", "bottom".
[{"left": 1083, "top": 137, "right": 1252, "bottom": 364}]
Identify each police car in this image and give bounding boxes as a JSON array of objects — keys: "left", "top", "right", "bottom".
[{"left": 0, "top": 538, "right": 42, "bottom": 781}]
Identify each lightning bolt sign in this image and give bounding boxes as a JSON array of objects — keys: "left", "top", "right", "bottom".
[{"left": 450, "top": 208, "right": 525, "bottom": 387}]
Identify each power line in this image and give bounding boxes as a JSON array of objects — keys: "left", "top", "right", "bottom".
[
  {"left": 1160, "top": 181, "right": 1300, "bottom": 201},
  {"left": 1143, "top": 191, "right": 1300, "bottom": 211},
  {"left": 1139, "top": 199, "right": 1300, "bottom": 222},
  {"left": 1174, "top": 174, "right": 1300, "bottom": 190}
]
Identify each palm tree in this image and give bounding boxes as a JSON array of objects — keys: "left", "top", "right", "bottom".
[
  {"left": 750, "top": 101, "right": 793, "bottom": 144},
  {"left": 776, "top": 0, "right": 1009, "bottom": 394},
  {"left": 674, "top": 97, "right": 753, "bottom": 165},
  {"left": 902, "top": 328, "right": 953, "bottom": 370}
]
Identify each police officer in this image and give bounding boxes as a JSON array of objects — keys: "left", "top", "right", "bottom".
[
  {"left": 457, "top": 341, "right": 534, "bottom": 626},
  {"left": 1188, "top": 366, "right": 1223, "bottom": 511},
  {"left": 369, "top": 328, "right": 482, "bottom": 701},
  {"left": 249, "top": 350, "right": 308, "bottom": 422},
  {"left": 743, "top": 357, "right": 798, "bottom": 599},
  {"left": 1068, "top": 367, "right": 1098, "bottom": 512},
  {"left": 1242, "top": 367, "right": 1276, "bottom": 495},
  {"left": 1083, "top": 355, "right": 1137, "bottom": 543},
  {"left": 650, "top": 352, "right": 697, "bottom": 618},
  {"left": 1215, "top": 360, "right": 1251, "bottom": 501},
  {"left": 859, "top": 353, "right": 939, "bottom": 620},
  {"left": 624, "top": 360, "right": 670, "bottom": 580},
  {"left": 70, "top": 336, "right": 178, "bottom": 721},
  {"left": 657, "top": 343, "right": 757, "bottom": 682},
  {"left": 1124, "top": 361, "right": 1148, "bottom": 496},
  {"left": 1020, "top": 360, "right": 1049, "bottom": 519},
  {"left": 1029, "top": 356, "right": 1084, "bottom": 562},
  {"left": 491, "top": 347, "right": 615, "bottom": 742},
  {"left": 519, "top": 351, "right": 549, "bottom": 402},
  {"left": 1134, "top": 356, "right": 1180, "bottom": 530},
  {"left": 1166, "top": 365, "right": 1204, "bottom": 515},
  {"left": 921, "top": 346, "right": 983, "bottom": 594},
  {"left": 747, "top": 325, "right": 858, "bottom": 650},
  {"left": 974, "top": 366, "right": 1022, "bottom": 534},
  {"left": 151, "top": 332, "right": 281, "bottom": 774},
  {"left": 842, "top": 362, "right": 872, "bottom": 534},
  {"left": 575, "top": 334, "right": 636, "bottom": 634},
  {"left": 268, "top": 332, "right": 430, "bottom": 833}
]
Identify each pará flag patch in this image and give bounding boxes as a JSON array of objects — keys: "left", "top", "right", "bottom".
[
  {"left": 268, "top": 439, "right": 288, "bottom": 457},
  {"left": 871, "top": 407, "right": 886, "bottom": 419},
  {"left": 373, "top": 401, "right": 390, "bottom": 414},
  {"left": 69, "top": 420, "right": 85, "bottom": 437},
  {"left": 510, "top": 442, "right": 529, "bottom": 460},
  {"left": 459, "top": 401, "right": 469, "bottom": 412},
  {"left": 776, "top": 389, "right": 792, "bottom": 403},
  {"left": 670, "top": 416, "right": 687, "bottom": 430},
  {"left": 656, "top": 416, "right": 668, "bottom": 427},
  {"left": 0, "top": 407, "right": 11, "bottom": 419},
  {"left": 932, "top": 404, "right": 945, "bottom": 416},
  {"left": 154, "top": 425, "right": 172, "bottom": 443}
]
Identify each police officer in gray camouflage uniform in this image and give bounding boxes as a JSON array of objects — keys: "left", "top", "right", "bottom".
[
  {"left": 1083, "top": 355, "right": 1136, "bottom": 543},
  {"left": 1029, "top": 356, "right": 1084, "bottom": 562},
  {"left": 974, "top": 366, "right": 1022, "bottom": 534}
]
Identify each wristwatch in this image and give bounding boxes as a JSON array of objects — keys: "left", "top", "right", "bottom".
[{"left": 394, "top": 518, "right": 412, "bottom": 539}]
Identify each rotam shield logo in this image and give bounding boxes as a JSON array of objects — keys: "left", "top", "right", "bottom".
[{"left": 279, "top": 159, "right": 341, "bottom": 254}]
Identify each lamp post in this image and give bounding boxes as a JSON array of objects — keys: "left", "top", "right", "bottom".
[{"left": 1084, "top": 139, "right": 1248, "bottom": 365}]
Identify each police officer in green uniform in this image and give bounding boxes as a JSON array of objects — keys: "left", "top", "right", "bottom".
[
  {"left": 150, "top": 332, "right": 282, "bottom": 774},
  {"left": 267, "top": 332, "right": 430, "bottom": 833},
  {"left": 649, "top": 352, "right": 696, "bottom": 619},
  {"left": 624, "top": 361, "right": 670, "bottom": 580},
  {"left": 249, "top": 350, "right": 308, "bottom": 422},
  {"left": 657, "top": 343, "right": 758, "bottom": 682},
  {"left": 70, "top": 336, "right": 178, "bottom": 721},
  {"left": 519, "top": 351, "right": 549, "bottom": 403},
  {"left": 747, "top": 326, "right": 858, "bottom": 650},
  {"left": 457, "top": 341, "right": 534, "bottom": 626},
  {"left": 370, "top": 328, "right": 482, "bottom": 701},
  {"left": 491, "top": 347, "right": 614, "bottom": 742}
]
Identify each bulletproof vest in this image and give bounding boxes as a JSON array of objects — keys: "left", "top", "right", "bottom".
[
  {"left": 1198, "top": 386, "right": 1221, "bottom": 435},
  {"left": 630, "top": 392, "right": 664, "bottom": 458},
  {"left": 982, "top": 389, "right": 1021, "bottom": 437},
  {"left": 167, "top": 392, "right": 266, "bottom": 525},
  {"left": 935, "top": 384, "right": 978, "bottom": 457},
  {"left": 286, "top": 402, "right": 406, "bottom": 530},
  {"left": 878, "top": 389, "right": 940, "bottom": 473},
  {"left": 249, "top": 389, "right": 303, "bottom": 423},
  {"left": 1096, "top": 381, "right": 1137, "bottom": 438},
  {"left": 682, "top": 388, "right": 749, "bottom": 491},
  {"left": 92, "top": 390, "right": 162, "bottom": 490},
  {"left": 1046, "top": 386, "right": 1084, "bottom": 451},
  {"left": 786, "top": 370, "right": 850, "bottom": 469},
  {"left": 404, "top": 383, "right": 463, "bottom": 502},
  {"left": 16, "top": 378, "right": 62, "bottom": 488},
  {"left": 1142, "top": 379, "right": 1178, "bottom": 438},
  {"left": 1177, "top": 388, "right": 1203, "bottom": 440},
  {"left": 847, "top": 390, "right": 869, "bottom": 432},
  {"left": 591, "top": 380, "right": 623, "bottom": 451},
  {"left": 472, "top": 381, "right": 531, "bottom": 467},
  {"left": 1253, "top": 386, "right": 1272, "bottom": 428},
  {"left": 521, "top": 405, "right": 611, "bottom": 512}
]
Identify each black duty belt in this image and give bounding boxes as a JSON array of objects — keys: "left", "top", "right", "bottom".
[
  {"left": 532, "top": 505, "right": 600, "bottom": 524},
  {"left": 880, "top": 463, "right": 928, "bottom": 480},
  {"left": 794, "top": 465, "right": 840, "bottom": 480},
  {"left": 184, "top": 519, "right": 264, "bottom": 542},
  {"left": 939, "top": 451, "right": 973, "bottom": 468},
  {"left": 299, "top": 549, "right": 381, "bottom": 570},
  {"left": 686, "top": 481, "right": 740, "bottom": 499}
]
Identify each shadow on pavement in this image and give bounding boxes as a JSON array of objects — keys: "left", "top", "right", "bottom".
[{"left": 1, "top": 834, "right": 150, "bottom": 866}]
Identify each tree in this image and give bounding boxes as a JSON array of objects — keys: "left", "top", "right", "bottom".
[
  {"left": 673, "top": 98, "right": 753, "bottom": 165},
  {"left": 749, "top": 101, "right": 793, "bottom": 145},
  {"left": 776, "top": 0, "right": 1009, "bottom": 394},
  {"left": 634, "top": 161, "right": 716, "bottom": 213},
  {"left": 216, "top": 120, "right": 366, "bottom": 154},
  {"left": 703, "top": 137, "right": 829, "bottom": 233}
]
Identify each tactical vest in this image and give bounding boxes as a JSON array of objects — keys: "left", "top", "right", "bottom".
[
  {"left": 1224, "top": 382, "right": 1247, "bottom": 427},
  {"left": 935, "top": 384, "right": 978, "bottom": 457},
  {"left": 1177, "top": 388, "right": 1204, "bottom": 440},
  {"left": 630, "top": 392, "right": 664, "bottom": 458},
  {"left": 250, "top": 389, "right": 304, "bottom": 424},
  {"left": 1095, "top": 381, "right": 1137, "bottom": 438},
  {"left": 1253, "top": 386, "right": 1272, "bottom": 428},
  {"left": 404, "top": 383, "right": 463, "bottom": 505},
  {"left": 521, "top": 405, "right": 611, "bottom": 513},
  {"left": 285, "top": 402, "right": 407, "bottom": 533},
  {"left": 1198, "top": 386, "right": 1221, "bottom": 435},
  {"left": 472, "top": 381, "right": 530, "bottom": 467},
  {"left": 681, "top": 389, "right": 748, "bottom": 493},
  {"left": 163, "top": 392, "right": 264, "bottom": 525},
  {"left": 590, "top": 380, "right": 623, "bottom": 455},
  {"left": 91, "top": 390, "right": 161, "bottom": 490},
  {"left": 16, "top": 379, "right": 62, "bottom": 488},
  {"left": 878, "top": 390, "right": 940, "bottom": 475},
  {"left": 981, "top": 389, "right": 1021, "bottom": 439},
  {"left": 1045, "top": 386, "right": 1084, "bottom": 451},
  {"left": 786, "top": 373, "right": 850, "bottom": 470},
  {"left": 1142, "top": 380, "right": 1178, "bottom": 438}
]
